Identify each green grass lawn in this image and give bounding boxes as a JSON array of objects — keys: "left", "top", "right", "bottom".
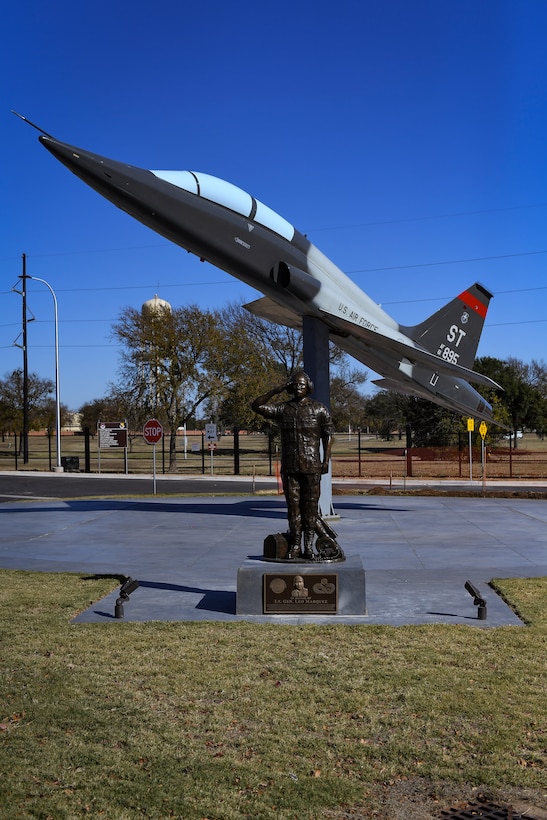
[{"left": 1, "top": 572, "right": 546, "bottom": 819}]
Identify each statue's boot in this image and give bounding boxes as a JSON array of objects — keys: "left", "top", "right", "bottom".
[
  {"left": 287, "top": 532, "right": 302, "bottom": 560},
  {"left": 302, "top": 531, "right": 315, "bottom": 561}
]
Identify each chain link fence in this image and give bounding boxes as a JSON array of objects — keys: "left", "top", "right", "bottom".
[{"left": 1, "top": 431, "right": 546, "bottom": 480}]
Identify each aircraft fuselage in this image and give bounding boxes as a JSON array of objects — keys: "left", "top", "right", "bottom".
[{"left": 37, "top": 134, "right": 497, "bottom": 422}]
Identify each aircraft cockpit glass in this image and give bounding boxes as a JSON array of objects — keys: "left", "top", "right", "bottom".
[
  {"left": 193, "top": 172, "right": 253, "bottom": 217},
  {"left": 151, "top": 169, "right": 294, "bottom": 241},
  {"left": 254, "top": 199, "right": 294, "bottom": 241},
  {"left": 151, "top": 170, "right": 198, "bottom": 195}
]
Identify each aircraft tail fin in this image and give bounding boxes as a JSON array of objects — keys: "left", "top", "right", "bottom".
[{"left": 401, "top": 282, "right": 492, "bottom": 370}]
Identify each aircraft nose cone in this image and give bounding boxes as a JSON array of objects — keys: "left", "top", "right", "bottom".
[{"left": 39, "top": 135, "right": 75, "bottom": 161}]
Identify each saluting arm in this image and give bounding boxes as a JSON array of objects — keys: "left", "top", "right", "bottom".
[{"left": 251, "top": 381, "right": 291, "bottom": 414}]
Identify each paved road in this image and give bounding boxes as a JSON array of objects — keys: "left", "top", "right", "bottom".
[
  {"left": 0, "top": 472, "right": 279, "bottom": 501},
  {"left": 1, "top": 471, "right": 546, "bottom": 502}
]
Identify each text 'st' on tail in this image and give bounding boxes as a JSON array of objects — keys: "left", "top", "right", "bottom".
[{"left": 403, "top": 282, "right": 493, "bottom": 370}]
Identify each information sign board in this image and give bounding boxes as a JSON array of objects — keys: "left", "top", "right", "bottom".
[{"left": 98, "top": 421, "right": 127, "bottom": 449}]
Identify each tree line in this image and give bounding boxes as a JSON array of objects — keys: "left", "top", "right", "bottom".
[{"left": 1, "top": 301, "right": 545, "bottom": 466}]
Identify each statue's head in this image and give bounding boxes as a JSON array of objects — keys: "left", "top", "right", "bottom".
[{"left": 287, "top": 370, "right": 313, "bottom": 398}]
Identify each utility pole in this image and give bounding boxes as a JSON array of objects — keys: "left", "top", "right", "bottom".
[{"left": 21, "top": 254, "right": 29, "bottom": 464}]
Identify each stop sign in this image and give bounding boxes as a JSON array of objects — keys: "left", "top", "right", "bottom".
[{"left": 143, "top": 418, "right": 163, "bottom": 444}]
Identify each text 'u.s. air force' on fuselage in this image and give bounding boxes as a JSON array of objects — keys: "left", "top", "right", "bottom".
[{"left": 15, "top": 113, "right": 500, "bottom": 422}]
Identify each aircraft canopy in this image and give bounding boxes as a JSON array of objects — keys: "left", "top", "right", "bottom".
[{"left": 151, "top": 169, "right": 295, "bottom": 241}]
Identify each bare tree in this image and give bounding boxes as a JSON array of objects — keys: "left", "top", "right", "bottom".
[
  {"left": 112, "top": 304, "right": 243, "bottom": 470},
  {"left": 217, "top": 303, "right": 367, "bottom": 429},
  {"left": 0, "top": 369, "right": 55, "bottom": 434},
  {"left": 0, "top": 369, "right": 66, "bottom": 455},
  {"left": 329, "top": 365, "right": 369, "bottom": 431}
]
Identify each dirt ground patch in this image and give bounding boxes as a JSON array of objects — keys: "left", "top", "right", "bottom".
[
  {"left": 331, "top": 448, "right": 547, "bottom": 481},
  {"left": 323, "top": 778, "right": 547, "bottom": 819}
]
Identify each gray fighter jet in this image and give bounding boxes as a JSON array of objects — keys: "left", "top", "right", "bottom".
[{"left": 16, "top": 114, "right": 499, "bottom": 421}]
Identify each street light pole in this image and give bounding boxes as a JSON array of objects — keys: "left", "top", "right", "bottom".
[{"left": 28, "top": 276, "right": 64, "bottom": 472}]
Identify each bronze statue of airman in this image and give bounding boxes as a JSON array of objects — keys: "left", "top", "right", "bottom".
[{"left": 252, "top": 371, "right": 333, "bottom": 560}]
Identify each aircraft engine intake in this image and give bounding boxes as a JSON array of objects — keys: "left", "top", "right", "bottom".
[{"left": 269, "top": 261, "right": 321, "bottom": 302}]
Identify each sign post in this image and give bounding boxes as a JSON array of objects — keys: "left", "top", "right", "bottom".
[
  {"left": 143, "top": 419, "right": 163, "bottom": 494},
  {"left": 467, "top": 418, "right": 474, "bottom": 481},
  {"left": 205, "top": 423, "right": 218, "bottom": 475},
  {"left": 479, "top": 421, "right": 488, "bottom": 489}
]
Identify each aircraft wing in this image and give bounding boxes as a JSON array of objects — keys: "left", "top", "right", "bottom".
[
  {"left": 323, "top": 313, "right": 502, "bottom": 390},
  {"left": 244, "top": 297, "right": 303, "bottom": 329},
  {"left": 245, "top": 299, "right": 501, "bottom": 390}
]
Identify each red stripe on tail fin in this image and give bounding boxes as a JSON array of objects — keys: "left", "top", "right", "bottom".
[{"left": 458, "top": 289, "right": 488, "bottom": 318}]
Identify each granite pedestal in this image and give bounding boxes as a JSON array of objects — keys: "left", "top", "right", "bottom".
[{"left": 236, "top": 554, "right": 366, "bottom": 616}]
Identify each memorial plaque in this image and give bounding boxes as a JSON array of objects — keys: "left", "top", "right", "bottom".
[{"left": 263, "top": 572, "right": 338, "bottom": 614}]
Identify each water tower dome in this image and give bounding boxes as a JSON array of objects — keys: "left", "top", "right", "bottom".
[{"left": 142, "top": 294, "right": 172, "bottom": 314}]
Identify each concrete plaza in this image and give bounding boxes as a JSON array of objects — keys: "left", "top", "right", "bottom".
[{"left": 1, "top": 480, "right": 545, "bottom": 627}]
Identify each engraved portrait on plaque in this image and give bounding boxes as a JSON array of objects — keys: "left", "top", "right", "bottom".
[{"left": 264, "top": 573, "right": 338, "bottom": 613}]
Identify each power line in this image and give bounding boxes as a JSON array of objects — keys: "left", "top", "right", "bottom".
[
  {"left": 485, "top": 318, "right": 547, "bottom": 327},
  {"left": 1, "top": 286, "right": 545, "bottom": 328},
  {"left": 348, "top": 249, "right": 547, "bottom": 275},
  {"left": 18, "top": 344, "right": 122, "bottom": 349},
  {"left": 309, "top": 201, "right": 547, "bottom": 232},
  {"left": 382, "top": 284, "right": 547, "bottom": 306},
  {"left": 0, "top": 278, "right": 235, "bottom": 297},
  {"left": 2, "top": 249, "right": 546, "bottom": 301},
  {"left": 0, "top": 243, "right": 169, "bottom": 263},
  {"left": 56, "top": 279, "right": 233, "bottom": 294},
  {"left": 3, "top": 202, "right": 547, "bottom": 252},
  {"left": 3, "top": 315, "right": 545, "bottom": 342}
]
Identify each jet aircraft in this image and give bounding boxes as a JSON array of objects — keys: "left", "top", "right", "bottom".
[{"left": 15, "top": 114, "right": 500, "bottom": 421}]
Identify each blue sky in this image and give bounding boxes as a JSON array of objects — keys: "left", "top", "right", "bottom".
[{"left": 2, "top": 0, "right": 546, "bottom": 410}]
